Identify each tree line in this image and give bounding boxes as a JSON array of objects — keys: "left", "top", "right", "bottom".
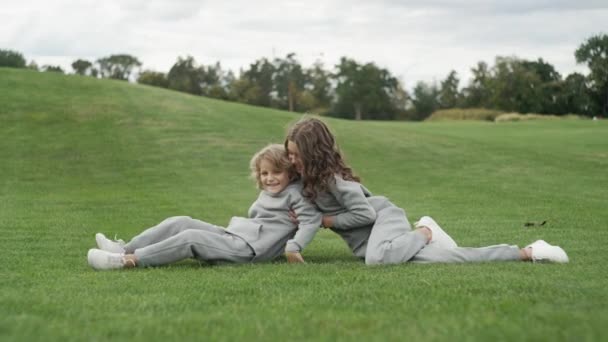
[{"left": 2, "top": 33, "right": 606, "bottom": 120}]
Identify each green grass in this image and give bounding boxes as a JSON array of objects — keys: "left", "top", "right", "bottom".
[{"left": 1, "top": 67, "right": 607, "bottom": 341}]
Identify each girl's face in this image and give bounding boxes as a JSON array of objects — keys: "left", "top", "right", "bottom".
[
  {"left": 286, "top": 141, "right": 304, "bottom": 175},
  {"left": 259, "top": 159, "right": 290, "bottom": 194}
]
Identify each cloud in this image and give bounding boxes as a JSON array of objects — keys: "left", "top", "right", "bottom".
[
  {"left": 1, "top": 0, "right": 605, "bottom": 88},
  {"left": 119, "top": 0, "right": 204, "bottom": 21}
]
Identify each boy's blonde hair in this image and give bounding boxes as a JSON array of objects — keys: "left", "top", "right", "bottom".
[{"left": 250, "top": 144, "right": 296, "bottom": 189}]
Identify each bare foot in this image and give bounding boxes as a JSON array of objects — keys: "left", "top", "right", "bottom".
[
  {"left": 416, "top": 227, "right": 432, "bottom": 243},
  {"left": 520, "top": 247, "right": 533, "bottom": 261},
  {"left": 123, "top": 254, "right": 138, "bottom": 268}
]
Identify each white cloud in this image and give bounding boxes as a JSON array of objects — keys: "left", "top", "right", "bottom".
[{"left": 119, "top": 0, "right": 204, "bottom": 21}]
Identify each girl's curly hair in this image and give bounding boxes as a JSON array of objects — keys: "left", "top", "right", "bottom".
[{"left": 285, "top": 117, "right": 359, "bottom": 200}]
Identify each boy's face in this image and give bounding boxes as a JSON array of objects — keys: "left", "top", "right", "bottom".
[{"left": 259, "top": 159, "right": 290, "bottom": 194}]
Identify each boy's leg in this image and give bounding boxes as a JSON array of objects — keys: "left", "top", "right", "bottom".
[
  {"left": 124, "top": 216, "right": 226, "bottom": 253},
  {"left": 365, "top": 199, "right": 428, "bottom": 265},
  {"left": 134, "top": 229, "right": 254, "bottom": 267},
  {"left": 410, "top": 244, "right": 521, "bottom": 263}
]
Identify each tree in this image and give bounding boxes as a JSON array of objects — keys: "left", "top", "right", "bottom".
[
  {"left": 489, "top": 56, "right": 544, "bottom": 113},
  {"left": 576, "top": 33, "right": 608, "bottom": 116},
  {"left": 391, "top": 82, "right": 410, "bottom": 120},
  {"left": 72, "top": 59, "right": 93, "bottom": 75},
  {"left": 27, "top": 61, "right": 39, "bottom": 71},
  {"left": 0, "top": 49, "right": 26, "bottom": 68},
  {"left": 96, "top": 54, "right": 142, "bottom": 80},
  {"left": 239, "top": 58, "right": 276, "bottom": 107},
  {"left": 223, "top": 70, "right": 238, "bottom": 100},
  {"left": 137, "top": 70, "right": 169, "bottom": 88},
  {"left": 167, "top": 56, "right": 202, "bottom": 95},
  {"left": 200, "top": 62, "right": 229, "bottom": 99},
  {"left": 462, "top": 58, "right": 567, "bottom": 114},
  {"left": 521, "top": 58, "right": 561, "bottom": 83},
  {"left": 438, "top": 70, "right": 460, "bottom": 109},
  {"left": 462, "top": 61, "right": 491, "bottom": 108},
  {"left": 521, "top": 58, "right": 563, "bottom": 114},
  {"left": 541, "top": 80, "right": 567, "bottom": 115},
  {"left": 305, "top": 60, "right": 333, "bottom": 113},
  {"left": 411, "top": 81, "right": 439, "bottom": 120},
  {"left": 229, "top": 77, "right": 265, "bottom": 105},
  {"left": 560, "top": 73, "right": 595, "bottom": 115},
  {"left": 332, "top": 57, "right": 400, "bottom": 120},
  {"left": 274, "top": 53, "right": 306, "bottom": 112}
]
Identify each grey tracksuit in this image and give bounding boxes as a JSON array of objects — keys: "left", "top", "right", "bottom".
[
  {"left": 316, "top": 175, "right": 521, "bottom": 265},
  {"left": 125, "top": 182, "right": 321, "bottom": 267}
]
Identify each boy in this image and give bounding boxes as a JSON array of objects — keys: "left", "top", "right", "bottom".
[{"left": 87, "top": 144, "right": 321, "bottom": 270}]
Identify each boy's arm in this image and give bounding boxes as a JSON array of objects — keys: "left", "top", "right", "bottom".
[{"left": 285, "top": 193, "right": 321, "bottom": 254}]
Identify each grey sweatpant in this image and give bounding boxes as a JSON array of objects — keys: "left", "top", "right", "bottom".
[
  {"left": 364, "top": 200, "right": 521, "bottom": 265},
  {"left": 364, "top": 203, "right": 428, "bottom": 264},
  {"left": 124, "top": 216, "right": 254, "bottom": 267}
]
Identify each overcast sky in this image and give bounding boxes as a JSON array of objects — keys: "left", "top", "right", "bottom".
[{"left": 2, "top": 0, "right": 606, "bottom": 89}]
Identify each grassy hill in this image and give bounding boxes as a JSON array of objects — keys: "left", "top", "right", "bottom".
[{"left": 1, "top": 67, "right": 607, "bottom": 341}]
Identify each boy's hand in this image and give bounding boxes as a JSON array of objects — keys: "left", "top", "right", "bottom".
[{"left": 285, "top": 252, "right": 305, "bottom": 264}]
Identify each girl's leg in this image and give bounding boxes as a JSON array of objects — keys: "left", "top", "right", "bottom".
[
  {"left": 123, "top": 216, "right": 226, "bottom": 253},
  {"left": 410, "top": 243, "right": 521, "bottom": 263},
  {"left": 133, "top": 229, "right": 254, "bottom": 267},
  {"left": 365, "top": 199, "right": 429, "bottom": 265}
]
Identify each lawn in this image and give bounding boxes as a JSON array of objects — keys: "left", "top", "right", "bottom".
[{"left": 1, "top": 68, "right": 607, "bottom": 341}]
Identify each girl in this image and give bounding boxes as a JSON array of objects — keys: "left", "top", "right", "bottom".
[
  {"left": 284, "top": 117, "right": 568, "bottom": 265},
  {"left": 87, "top": 144, "right": 321, "bottom": 270}
]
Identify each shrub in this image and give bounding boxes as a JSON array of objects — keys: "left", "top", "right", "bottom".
[
  {"left": 426, "top": 108, "right": 504, "bottom": 121},
  {"left": 43, "top": 65, "right": 64, "bottom": 73},
  {"left": 494, "top": 113, "right": 585, "bottom": 122}
]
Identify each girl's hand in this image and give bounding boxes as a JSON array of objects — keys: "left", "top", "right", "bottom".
[
  {"left": 285, "top": 252, "right": 305, "bottom": 264},
  {"left": 288, "top": 209, "right": 299, "bottom": 225},
  {"left": 322, "top": 215, "right": 334, "bottom": 228}
]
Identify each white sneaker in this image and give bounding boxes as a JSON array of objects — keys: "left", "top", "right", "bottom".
[
  {"left": 95, "top": 233, "right": 126, "bottom": 253},
  {"left": 526, "top": 240, "right": 569, "bottom": 263},
  {"left": 415, "top": 216, "right": 458, "bottom": 248},
  {"left": 87, "top": 248, "right": 125, "bottom": 270}
]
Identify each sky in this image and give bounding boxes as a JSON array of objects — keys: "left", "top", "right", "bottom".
[{"left": 1, "top": 0, "right": 607, "bottom": 90}]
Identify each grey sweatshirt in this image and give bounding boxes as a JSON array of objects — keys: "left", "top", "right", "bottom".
[
  {"left": 313, "top": 175, "right": 379, "bottom": 257},
  {"left": 226, "top": 182, "right": 321, "bottom": 261}
]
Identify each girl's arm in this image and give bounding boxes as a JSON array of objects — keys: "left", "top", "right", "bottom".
[{"left": 326, "top": 176, "right": 376, "bottom": 229}]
